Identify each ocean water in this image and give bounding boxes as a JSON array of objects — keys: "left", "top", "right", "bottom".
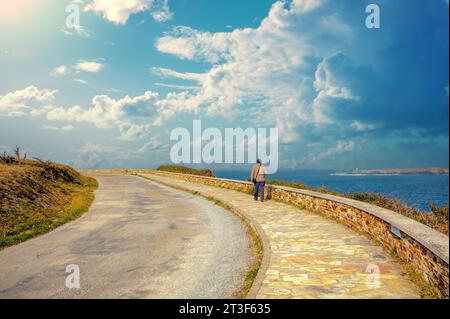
[{"left": 215, "top": 169, "right": 449, "bottom": 211}]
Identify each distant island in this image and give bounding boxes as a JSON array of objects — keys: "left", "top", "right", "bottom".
[{"left": 347, "top": 167, "right": 449, "bottom": 175}]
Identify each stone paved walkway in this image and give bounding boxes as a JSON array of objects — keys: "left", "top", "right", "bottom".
[{"left": 139, "top": 173, "right": 420, "bottom": 299}]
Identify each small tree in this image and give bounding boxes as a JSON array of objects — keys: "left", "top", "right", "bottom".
[{"left": 14, "top": 145, "right": 20, "bottom": 160}]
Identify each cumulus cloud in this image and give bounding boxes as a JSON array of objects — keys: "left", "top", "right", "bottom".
[
  {"left": 84, "top": 0, "right": 173, "bottom": 24},
  {"left": 46, "top": 91, "right": 159, "bottom": 140},
  {"left": 1, "top": 84, "right": 156, "bottom": 141},
  {"left": 312, "top": 54, "right": 359, "bottom": 124},
  {"left": 2, "top": 0, "right": 447, "bottom": 169},
  {"left": 74, "top": 60, "right": 105, "bottom": 73},
  {"left": 0, "top": 86, "right": 57, "bottom": 117},
  {"left": 156, "top": 26, "right": 233, "bottom": 63},
  {"left": 119, "top": 123, "right": 151, "bottom": 141},
  {"left": 151, "top": 0, "right": 358, "bottom": 143}
]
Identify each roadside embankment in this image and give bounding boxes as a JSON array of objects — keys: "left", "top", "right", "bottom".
[{"left": 0, "top": 159, "right": 97, "bottom": 248}]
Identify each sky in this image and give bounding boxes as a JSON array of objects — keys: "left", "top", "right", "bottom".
[{"left": 0, "top": 0, "right": 448, "bottom": 171}]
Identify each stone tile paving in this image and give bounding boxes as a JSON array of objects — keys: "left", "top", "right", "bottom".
[{"left": 139, "top": 173, "right": 420, "bottom": 299}]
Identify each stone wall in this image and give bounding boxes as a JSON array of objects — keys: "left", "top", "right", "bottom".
[{"left": 139, "top": 170, "right": 449, "bottom": 298}]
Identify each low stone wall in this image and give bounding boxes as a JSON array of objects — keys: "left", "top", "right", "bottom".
[{"left": 139, "top": 170, "right": 449, "bottom": 298}]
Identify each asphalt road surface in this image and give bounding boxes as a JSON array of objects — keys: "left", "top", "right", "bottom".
[{"left": 0, "top": 174, "right": 254, "bottom": 298}]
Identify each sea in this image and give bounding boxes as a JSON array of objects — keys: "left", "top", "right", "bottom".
[{"left": 214, "top": 169, "right": 449, "bottom": 212}]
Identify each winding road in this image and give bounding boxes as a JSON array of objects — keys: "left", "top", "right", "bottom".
[{"left": 0, "top": 174, "right": 254, "bottom": 299}]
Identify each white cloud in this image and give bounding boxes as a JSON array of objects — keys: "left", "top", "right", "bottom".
[
  {"left": 312, "top": 56, "right": 359, "bottom": 124},
  {"left": 41, "top": 125, "right": 75, "bottom": 132},
  {"left": 74, "top": 60, "right": 105, "bottom": 73},
  {"left": 156, "top": 26, "right": 232, "bottom": 63},
  {"left": 0, "top": 84, "right": 159, "bottom": 141},
  {"left": 70, "top": 143, "right": 125, "bottom": 168},
  {"left": 119, "top": 123, "right": 150, "bottom": 140},
  {"left": 138, "top": 135, "right": 169, "bottom": 153},
  {"left": 50, "top": 60, "right": 105, "bottom": 79},
  {"left": 50, "top": 65, "right": 70, "bottom": 77},
  {"left": 46, "top": 91, "right": 159, "bottom": 140},
  {"left": 151, "top": 0, "right": 357, "bottom": 143},
  {"left": 84, "top": 0, "right": 173, "bottom": 25},
  {"left": 85, "top": 0, "right": 151, "bottom": 25},
  {"left": 3, "top": 0, "right": 359, "bottom": 149},
  {"left": 73, "top": 78, "right": 89, "bottom": 85},
  {"left": 313, "top": 140, "right": 356, "bottom": 161},
  {"left": 150, "top": 67, "right": 205, "bottom": 81},
  {"left": 151, "top": 0, "right": 173, "bottom": 22},
  {"left": 0, "top": 86, "right": 57, "bottom": 117}
]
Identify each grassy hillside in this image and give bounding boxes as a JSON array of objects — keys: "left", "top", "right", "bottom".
[{"left": 0, "top": 157, "right": 98, "bottom": 248}]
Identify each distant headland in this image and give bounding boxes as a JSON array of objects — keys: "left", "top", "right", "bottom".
[{"left": 344, "top": 167, "right": 449, "bottom": 175}]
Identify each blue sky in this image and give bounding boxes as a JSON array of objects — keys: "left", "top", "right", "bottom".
[{"left": 0, "top": 0, "right": 448, "bottom": 171}]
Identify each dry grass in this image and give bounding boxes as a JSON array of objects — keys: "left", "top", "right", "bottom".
[
  {"left": 157, "top": 165, "right": 215, "bottom": 177},
  {"left": 0, "top": 159, "right": 98, "bottom": 248},
  {"left": 346, "top": 193, "right": 448, "bottom": 235}
]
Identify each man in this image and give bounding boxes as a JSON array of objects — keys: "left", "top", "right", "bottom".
[{"left": 250, "top": 159, "right": 266, "bottom": 202}]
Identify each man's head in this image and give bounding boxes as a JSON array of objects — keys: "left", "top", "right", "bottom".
[{"left": 256, "top": 159, "right": 261, "bottom": 164}]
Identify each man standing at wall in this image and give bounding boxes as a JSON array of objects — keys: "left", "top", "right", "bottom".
[{"left": 251, "top": 159, "right": 266, "bottom": 202}]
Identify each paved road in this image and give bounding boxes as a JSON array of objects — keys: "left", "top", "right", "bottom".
[
  {"left": 0, "top": 174, "right": 254, "bottom": 298},
  {"left": 142, "top": 173, "right": 420, "bottom": 299}
]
